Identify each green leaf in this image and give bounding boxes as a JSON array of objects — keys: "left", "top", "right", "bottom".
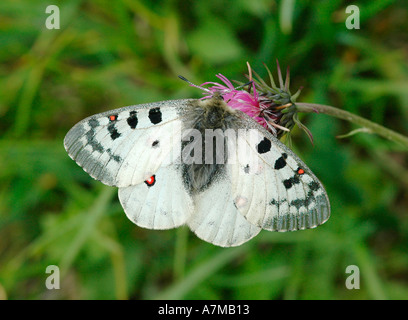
[{"left": 187, "top": 19, "right": 245, "bottom": 64}]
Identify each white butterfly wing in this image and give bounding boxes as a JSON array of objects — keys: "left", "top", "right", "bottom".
[
  {"left": 187, "top": 174, "right": 261, "bottom": 247},
  {"left": 229, "top": 116, "right": 330, "bottom": 231},
  {"left": 64, "top": 100, "right": 190, "bottom": 187},
  {"left": 118, "top": 165, "right": 194, "bottom": 230}
]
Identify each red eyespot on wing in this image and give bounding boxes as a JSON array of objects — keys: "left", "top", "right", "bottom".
[
  {"left": 144, "top": 175, "right": 156, "bottom": 187},
  {"left": 297, "top": 168, "right": 305, "bottom": 175},
  {"left": 109, "top": 115, "right": 117, "bottom": 121}
]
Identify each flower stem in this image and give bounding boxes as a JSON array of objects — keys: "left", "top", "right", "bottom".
[{"left": 296, "top": 102, "right": 408, "bottom": 149}]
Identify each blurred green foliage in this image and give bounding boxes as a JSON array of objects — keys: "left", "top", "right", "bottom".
[{"left": 1, "top": 0, "right": 407, "bottom": 300}]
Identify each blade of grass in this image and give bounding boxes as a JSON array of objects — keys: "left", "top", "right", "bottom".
[
  {"left": 210, "top": 266, "right": 289, "bottom": 287},
  {"left": 60, "top": 186, "right": 116, "bottom": 277},
  {"left": 91, "top": 228, "right": 128, "bottom": 300},
  {"left": 173, "top": 226, "right": 189, "bottom": 280},
  {"left": 353, "top": 242, "right": 387, "bottom": 300},
  {"left": 153, "top": 245, "right": 248, "bottom": 300},
  {"left": 14, "top": 29, "right": 76, "bottom": 137},
  {"left": 280, "top": 0, "right": 295, "bottom": 34}
]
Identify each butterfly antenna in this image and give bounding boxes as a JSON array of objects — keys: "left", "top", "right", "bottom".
[
  {"left": 178, "top": 75, "right": 211, "bottom": 93},
  {"left": 234, "top": 80, "right": 253, "bottom": 91}
]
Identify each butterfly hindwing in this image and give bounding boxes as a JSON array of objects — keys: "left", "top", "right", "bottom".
[
  {"left": 118, "top": 165, "right": 194, "bottom": 230},
  {"left": 64, "top": 99, "right": 191, "bottom": 187},
  {"left": 187, "top": 173, "right": 261, "bottom": 247}
]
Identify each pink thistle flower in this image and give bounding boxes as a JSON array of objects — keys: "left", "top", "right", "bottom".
[
  {"left": 180, "top": 61, "right": 310, "bottom": 141},
  {"left": 199, "top": 74, "right": 281, "bottom": 135}
]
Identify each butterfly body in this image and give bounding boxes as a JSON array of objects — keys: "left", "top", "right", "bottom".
[
  {"left": 64, "top": 95, "right": 330, "bottom": 247},
  {"left": 180, "top": 94, "right": 242, "bottom": 194}
]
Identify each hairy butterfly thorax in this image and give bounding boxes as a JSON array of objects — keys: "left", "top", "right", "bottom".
[{"left": 180, "top": 94, "right": 241, "bottom": 194}]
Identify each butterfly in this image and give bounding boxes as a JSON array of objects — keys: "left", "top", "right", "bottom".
[{"left": 64, "top": 88, "right": 330, "bottom": 247}]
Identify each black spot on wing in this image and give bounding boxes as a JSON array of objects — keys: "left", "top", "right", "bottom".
[
  {"left": 256, "top": 137, "right": 271, "bottom": 154},
  {"left": 290, "top": 196, "right": 314, "bottom": 209},
  {"left": 108, "top": 122, "right": 121, "bottom": 140},
  {"left": 149, "top": 108, "right": 162, "bottom": 124},
  {"left": 289, "top": 184, "right": 320, "bottom": 209},
  {"left": 274, "top": 153, "right": 288, "bottom": 169},
  {"left": 152, "top": 140, "right": 159, "bottom": 148},
  {"left": 127, "top": 111, "right": 138, "bottom": 129},
  {"left": 283, "top": 179, "right": 292, "bottom": 189},
  {"left": 283, "top": 175, "right": 300, "bottom": 189},
  {"left": 309, "top": 181, "right": 319, "bottom": 191}
]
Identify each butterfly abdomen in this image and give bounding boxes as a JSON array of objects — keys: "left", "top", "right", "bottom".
[{"left": 181, "top": 97, "right": 240, "bottom": 194}]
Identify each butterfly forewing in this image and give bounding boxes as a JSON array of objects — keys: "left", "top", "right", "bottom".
[
  {"left": 229, "top": 115, "right": 330, "bottom": 231},
  {"left": 64, "top": 99, "right": 192, "bottom": 187}
]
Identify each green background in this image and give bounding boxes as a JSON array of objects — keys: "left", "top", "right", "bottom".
[{"left": 1, "top": 0, "right": 407, "bottom": 300}]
